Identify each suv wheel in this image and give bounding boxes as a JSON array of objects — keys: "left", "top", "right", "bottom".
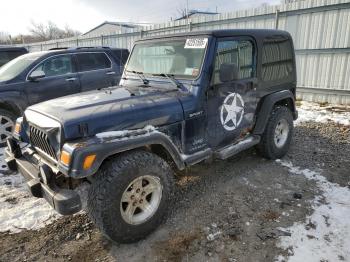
[
  {"left": 256, "top": 106, "right": 293, "bottom": 159},
  {"left": 87, "top": 150, "right": 174, "bottom": 243},
  {"left": 0, "top": 109, "right": 16, "bottom": 147}
]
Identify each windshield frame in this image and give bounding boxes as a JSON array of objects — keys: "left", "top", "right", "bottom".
[{"left": 124, "top": 36, "right": 210, "bottom": 81}]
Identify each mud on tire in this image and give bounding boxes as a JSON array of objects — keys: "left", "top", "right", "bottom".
[
  {"left": 256, "top": 106, "right": 294, "bottom": 159},
  {"left": 87, "top": 150, "right": 174, "bottom": 243}
]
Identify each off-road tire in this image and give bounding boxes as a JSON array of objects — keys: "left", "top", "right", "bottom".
[
  {"left": 256, "top": 106, "right": 293, "bottom": 159},
  {"left": 87, "top": 150, "right": 174, "bottom": 243},
  {"left": 0, "top": 109, "right": 16, "bottom": 147}
]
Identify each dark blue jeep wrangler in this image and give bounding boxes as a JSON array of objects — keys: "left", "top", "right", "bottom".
[{"left": 5, "top": 29, "right": 297, "bottom": 243}]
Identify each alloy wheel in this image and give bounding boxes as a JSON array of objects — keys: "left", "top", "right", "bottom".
[{"left": 120, "top": 175, "right": 163, "bottom": 225}]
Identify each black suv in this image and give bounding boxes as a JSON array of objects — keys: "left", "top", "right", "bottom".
[
  {"left": 0, "top": 46, "right": 28, "bottom": 67},
  {"left": 6, "top": 30, "right": 297, "bottom": 243},
  {"left": 0, "top": 47, "right": 129, "bottom": 145}
]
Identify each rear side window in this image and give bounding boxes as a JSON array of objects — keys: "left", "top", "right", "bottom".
[
  {"left": 7, "top": 50, "right": 26, "bottom": 60},
  {"left": 111, "top": 49, "right": 129, "bottom": 65},
  {"left": 262, "top": 37, "right": 294, "bottom": 82},
  {"left": 77, "top": 52, "right": 111, "bottom": 72},
  {"left": 0, "top": 52, "right": 10, "bottom": 66},
  {"left": 0, "top": 51, "right": 26, "bottom": 67},
  {"left": 212, "top": 39, "right": 254, "bottom": 85},
  {"left": 32, "top": 55, "right": 73, "bottom": 77}
]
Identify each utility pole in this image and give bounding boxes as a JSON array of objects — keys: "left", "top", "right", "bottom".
[
  {"left": 186, "top": 0, "right": 189, "bottom": 23},
  {"left": 275, "top": 9, "right": 280, "bottom": 29}
]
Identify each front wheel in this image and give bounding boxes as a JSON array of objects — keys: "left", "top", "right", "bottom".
[
  {"left": 87, "top": 150, "right": 174, "bottom": 243},
  {"left": 0, "top": 109, "right": 16, "bottom": 147},
  {"left": 256, "top": 106, "right": 294, "bottom": 159}
]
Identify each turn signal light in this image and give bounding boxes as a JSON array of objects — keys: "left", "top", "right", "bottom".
[
  {"left": 83, "top": 154, "right": 96, "bottom": 170},
  {"left": 60, "top": 151, "right": 71, "bottom": 166},
  {"left": 14, "top": 123, "right": 21, "bottom": 134}
]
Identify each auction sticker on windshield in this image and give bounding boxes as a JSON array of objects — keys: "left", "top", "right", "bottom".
[{"left": 185, "top": 38, "right": 208, "bottom": 49}]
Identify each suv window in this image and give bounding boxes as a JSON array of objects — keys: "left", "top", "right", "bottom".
[
  {"left": 111, "top": 49, "right": 129, "bottom": 65},
  {"left": 32, "top": 55, "right": 73, "bottom": 77},
  {"left": 212, "top": 40, "right": 254, "bottom": 85},
  {"left": 0, "top": 51, "right": 25, "bottom": 67},
  {"left": 262, "top": 37, "right": 293, "bottom": 82},
  {"left": 76, "top": 52, "right": 111, "bottom": 72},
  {"left": 0, "top": 52, "right": 11, "bottom": 67}
]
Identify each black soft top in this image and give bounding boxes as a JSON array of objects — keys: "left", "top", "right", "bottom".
[{"left": 137, "top": 29, "right": 291, "bottom": 42}]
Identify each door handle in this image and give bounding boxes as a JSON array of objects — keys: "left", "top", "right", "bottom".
[
  {"left": 66, "top": 77, "right": 77, "bottom": 82},
  {"left": 106, "top": 71, "right": 116, "bottom": 75}
]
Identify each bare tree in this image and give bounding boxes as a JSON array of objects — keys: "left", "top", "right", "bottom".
[
  {"left": 0, "top": 32, "right": 10, "bottom": 44},
  {"left": 177, "top": 6, "right": 187, "bottom": 18},
  {"left": 29, "top": 21, "right": 80, "bottom": 41},
  {"left": 63, "top": 25, "right": 81, "bottom": 38}
]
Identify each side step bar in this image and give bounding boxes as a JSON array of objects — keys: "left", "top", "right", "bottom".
[{"left": 214, "top": 136, "right": 261, "bottom": 160}]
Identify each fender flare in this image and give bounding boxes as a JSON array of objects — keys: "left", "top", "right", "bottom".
[
  {"left": 253, "top": 90, "right": 297, "bottom": 135},
  {"left": 61, "top": 131, "right": 186, "bottom": 178},
  {"left": 0, "top": 91, "right": 27, "bottom": 116}
]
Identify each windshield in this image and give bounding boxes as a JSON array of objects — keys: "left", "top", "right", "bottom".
[
  {"left": 0, "top": 52, "right": 44, "bottom": 82},
  {"left": 125, "top": 38, "right": 208, "bottom": 79}
]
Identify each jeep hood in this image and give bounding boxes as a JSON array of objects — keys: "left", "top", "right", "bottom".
[{"left": 27, "top": 86, "right": 184, "bottom": 140}]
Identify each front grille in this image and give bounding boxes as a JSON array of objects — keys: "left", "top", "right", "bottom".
[{"left": 29, "top": 125, "right": 58, "bottom": 161}]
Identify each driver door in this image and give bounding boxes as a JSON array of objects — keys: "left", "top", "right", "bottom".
[
  {"left": 206, "top": 37, "right": 258, "bottom": 149},
  {"left": 26, "top": 54, "right": 81, "bottom": 105}
]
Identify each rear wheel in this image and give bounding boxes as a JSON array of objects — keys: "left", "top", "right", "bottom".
[
  {"left": 87, "top": 150, "right": 174, "bottom": 243},
  {"left": 0, "top": 109, "right": 16, "bottom": 147},
  {"left": 256, "top": 106, "right": 293, "bottom": 159}
]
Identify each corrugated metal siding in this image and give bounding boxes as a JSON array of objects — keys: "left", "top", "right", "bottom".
[{"left": 21, "top": 0, "right": 350, "bottom": 104}]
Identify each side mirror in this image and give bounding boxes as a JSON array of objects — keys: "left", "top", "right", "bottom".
[
  {"left": 219, "top": 63, "right": 239, "bottom": 83},
  {"left": 28, "top": 70, "right": 46, "bottom": 81}
]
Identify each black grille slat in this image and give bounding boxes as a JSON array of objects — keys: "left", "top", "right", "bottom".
[{"left": 29, "top": 125, "right": 58, "bottom": 161}]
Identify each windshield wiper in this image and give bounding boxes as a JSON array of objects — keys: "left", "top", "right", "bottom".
[
  {"left": 153, "top": 73, "right": 188, "bottom": 92},
  {"left": 125, "top": 70, "right": 150, "bottom": 85}
]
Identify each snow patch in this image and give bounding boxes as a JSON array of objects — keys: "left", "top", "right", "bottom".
[
  {"left": 95, "top": 125, "right": 156, "bottom": 139},
  {"left": 0, "top": 147, "right": 61, "bottom": 233},
  {"left": 276, "top": 160, "right": 350, "bottom": 262},
  {"left": 296, "top": 101, "right": 350, "bottom": 126}
]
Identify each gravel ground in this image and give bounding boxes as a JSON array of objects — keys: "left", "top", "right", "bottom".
[{"left": 0, "top": 120, "right": 349, "bottom": 262}]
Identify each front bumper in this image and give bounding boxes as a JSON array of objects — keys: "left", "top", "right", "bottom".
[{"left": 5, "top": 138, "right": 82, "bottom": 215}]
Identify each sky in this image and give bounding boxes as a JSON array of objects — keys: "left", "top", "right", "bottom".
[{"left": 0, "top": 0, "right": 281, "bottom": 36}]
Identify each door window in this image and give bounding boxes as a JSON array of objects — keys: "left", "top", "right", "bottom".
[
  {"left": 32, "top": 55, "right": 73, "bottom": 77},
  {"left": 212, "top": 40, "right": 254, "bottom": 85},
  {"left": 76, "top": 52, "right": 111, "bottom": 72}
]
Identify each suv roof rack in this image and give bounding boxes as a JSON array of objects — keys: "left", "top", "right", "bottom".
[
  {"left": 70, "top": 46, "right": 111, "bottom": 50},
  {"left": 49, "top": 47, "right": 69, "bottom": 50},
  {"left": 49, "top": 46, "right": 127, "bottom": 51}
]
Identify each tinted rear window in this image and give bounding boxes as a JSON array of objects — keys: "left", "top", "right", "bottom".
[
  {"left": 261, "top": 36, "right": 294, "bottom": 82},
  {"left": 76, "top": 52, "right": 111, "bottom": 71}
]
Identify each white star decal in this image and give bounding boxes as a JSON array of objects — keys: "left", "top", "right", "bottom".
[{"left": 220, "top": 93, "right": 245, "bottom": 131}]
